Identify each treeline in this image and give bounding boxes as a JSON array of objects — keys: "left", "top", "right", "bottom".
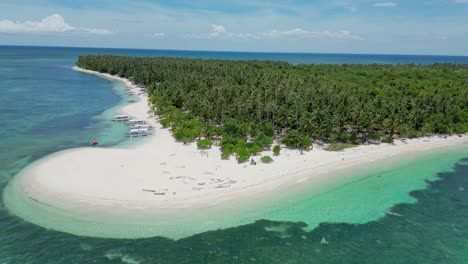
[{"left": 77, "top": 55, "right": 468, "bottom": 158}]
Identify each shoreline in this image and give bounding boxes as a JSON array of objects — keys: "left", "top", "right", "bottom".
[{"left": 3, "top": 66, "right": 468, "bottom": 239}]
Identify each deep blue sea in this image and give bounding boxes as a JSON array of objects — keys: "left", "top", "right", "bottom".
[
  {"left": 1, "top": 45, "right": 468, "bottom": 263},
  {"left": 4, "top": 45, "right": 468, "bottom": 65}
]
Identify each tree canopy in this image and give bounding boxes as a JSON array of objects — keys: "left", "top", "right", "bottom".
[{"left": 77, "top": 55, "right": 468, "bottom": 150}]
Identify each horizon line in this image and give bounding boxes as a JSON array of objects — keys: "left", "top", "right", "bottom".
[{"left": 2, "top": 44, "right": 468, "bottom": 58}]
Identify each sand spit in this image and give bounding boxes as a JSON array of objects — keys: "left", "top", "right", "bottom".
[{"left": 4, "top": 66, "right": 467, "bottom": 238}]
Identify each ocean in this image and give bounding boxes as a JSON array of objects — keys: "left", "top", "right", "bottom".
[{"left": 0, "top": 45, "right": 467, "bottom": 263}]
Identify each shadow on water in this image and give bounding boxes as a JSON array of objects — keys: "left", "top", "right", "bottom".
[{"left": 1, "top": 158, "right": 467, "bottom": 264}]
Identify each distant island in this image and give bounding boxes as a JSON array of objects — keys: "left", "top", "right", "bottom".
[{"left": 77, "top": 56, "right": 468, "bottom": 162}]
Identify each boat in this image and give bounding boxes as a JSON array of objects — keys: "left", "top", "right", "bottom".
[
  {"left": 128, "top": 119, "right": 146, "bottom": 125},
  {"left": 112, "top": 114, "right": 129, "bottom": 122},
  {"left": 128, "top": 128, "right": 152, "bottom": 138},
  {"left": 131, "top": 124, "right": 153, "bottom": 130},
  {"left": 91, "top": 139, "right": 99, "bottom": 145}
]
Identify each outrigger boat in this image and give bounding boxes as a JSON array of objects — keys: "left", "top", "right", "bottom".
[
  {"left": 129, "top": 128, "right": 152, "bottom": 138},
  {"left": 112, "top": 114, "right": 129, "bottom": 122},
  {"left": 131, "top": 124, "right": 153, "bottom": 130},
  {"left": 127, "top": 119, "right": 146, "bottom": 125}
]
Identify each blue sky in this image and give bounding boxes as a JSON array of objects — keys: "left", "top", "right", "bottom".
[{"left": 1, "top": 0, "right": 468, "bottom": 55}]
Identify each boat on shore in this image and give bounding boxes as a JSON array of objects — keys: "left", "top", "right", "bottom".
[
  {"left": 112, "top": 114, "right": 154, "bottom": 137},
  {"left": 112, "top": 115, "right": 129, "bottom": 122},
  {"left": 129, "top": 128, "right": 153, "bottom": 138},
  {"left": 131, "top": 124, "right": 153, "bottom": 130},
  {"left": 128, "top": 119, "right": 146, "bottom": 125}
]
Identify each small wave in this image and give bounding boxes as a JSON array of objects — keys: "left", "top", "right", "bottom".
[{"left": 387, "top": 211, "right": 402, "bottom": 217}]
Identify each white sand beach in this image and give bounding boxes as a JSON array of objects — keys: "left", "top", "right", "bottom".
[{"left": 8, "top": 67, "right": 468, "bottom": 228}]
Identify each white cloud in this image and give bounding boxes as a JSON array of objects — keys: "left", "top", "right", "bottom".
[
  {"left": 185, "top": 25, "right": 362, "bottom": 41},
  {"left": 208, "top": 24, "right": 257, "bottom": 39},
  {"left": 0, "top": 14, "right": 111, "bottom": 35},
  {"left": 144, "top": 32, "right": 165, "bottom": 38},
  {"left": 373, "top": 2, "right": 398, "bottom": 7},
  {"left": 209, "top": 24, "right": 227, "bottom": 37},
  {"left": 262, "top": 28, "right": 363, "bottom": 40}
]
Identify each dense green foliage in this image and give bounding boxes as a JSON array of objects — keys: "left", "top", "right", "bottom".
[
  {"left": 77, "top": 56, "right": 468, "bottom": 152},
  {"left": 273, "top": 145, "right": 281, "bottom": 156},
  {"left": 282, "top": 130, "right": 313, "bottom": 150},
  {"left": 260, "top": 156, "right": 274, "bottom": 163},
  {"left": 219, "top": 132, "right": 267, "bottom": 163},
  {"left": 236, "top": 148, "right": 251, "bottom": 163},
  {"left": 197, "top": 139, "right": 212, "bottom": 149},
  {"left": 381, "top": 136, "right": 394, "bottom": 143},
  {"left": 161, "top": 106, "right": 202, "bottom": 143}
]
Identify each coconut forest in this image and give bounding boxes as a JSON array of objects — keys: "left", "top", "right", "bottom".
[{"left": 77, "top": 56, "right": 468, "bottom": 162}]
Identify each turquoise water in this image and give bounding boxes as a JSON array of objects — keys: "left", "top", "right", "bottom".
[
  {"left": 4, "top": 144, "right": 466, "bottom": 241},
  {"left": 0, "top": 46, "right": 468, "bottom": 263}
]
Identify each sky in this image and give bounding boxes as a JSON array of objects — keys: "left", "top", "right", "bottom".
[{"left": 1, "top": 0, "right": 468, "bottom": 55}]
